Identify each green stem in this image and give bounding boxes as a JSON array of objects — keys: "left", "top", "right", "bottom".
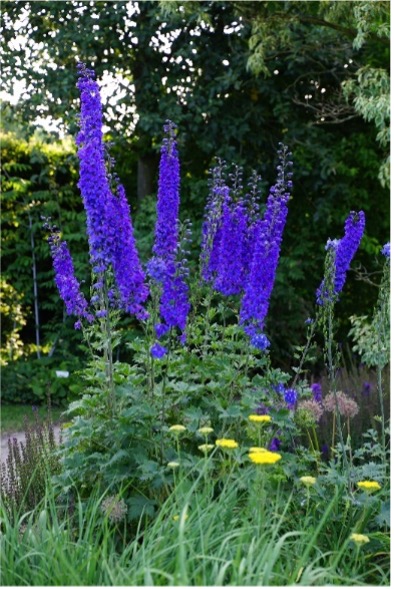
[
  {"left": 377, "top": 366, "right": 386, "bottom": 470},
  {"left": 102, "top": 275, "right": 115, "bottom": 416},
  {"left": 327, "top": 305, "right": 349, "bottom": 479}
]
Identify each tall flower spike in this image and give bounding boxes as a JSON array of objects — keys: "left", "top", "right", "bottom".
[
  {"left": 47, "top": 226, "right": 93, "bottom": 327},
  {"left": 76, "top": 63, "right": 113, "bottom": 275},
  {"left": 149, "top": 122, "right": 190, "bottom": 345},
  {"left": 240, "top": 143, "right": 293, "bottom": 344},
  {"left": 76, "top": 63, "right": 148, "bottom": 318},
  {"left": 214, "top": 195, "right": 249, "bottom": 296},
  {"left": 200, "top": 161, "right": 227, "bottom": 283},
  {"left": 109, "top": 181, "right": 149, "bottom": 319},
  {"left": 153, "top": 120, "right": 180, "bottom": 261},
  {"left": 316, "top": 210, "right": 365, "bottom": 305}
]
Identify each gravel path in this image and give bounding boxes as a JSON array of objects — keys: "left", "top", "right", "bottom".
[{"left": 1, "top": 426, "right": 62, "bottom": 464}]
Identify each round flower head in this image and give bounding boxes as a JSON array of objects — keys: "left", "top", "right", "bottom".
[
  {"left": 198, "top": 427, "right": 214, "bottom": 435},
  {"left": 101, "top": 496, "right": 128, "bottom": 524},
  {"left": 248, "top": 450, "right": 281, "bottom": 465},
  {"left": 198, "top": 444, "right": 215, "bottom": 453},
  {"left": 356, "top": 480, "right": 381, "bottom": 493},
  {"left": 167, "top": 461, "right": 180, "bottom": 469},
  {"left": 169, "top": 425, "right": 186, "bottom": 434},
  {"left": 300, "top": 476, "right": 317, "bottom": 487},
  {"left": 248, "top": 414, "right": 271, "bottom": 423},
  {"left": 297, "top": 400, "right": 323, "bottom": 423},
  {"left": 350, "top": 533, "right": 370, "bottom": 546},
  {"left": 323, "top": 391, "right": 359, "bottom": 418},
  {"left": 215, "top": 438, "right": 239, "bottom": 449}
]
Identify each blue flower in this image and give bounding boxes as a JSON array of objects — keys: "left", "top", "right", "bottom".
[
  {"left": 149, "top": 121, "right": 190, "bottom": 342},
  {"left": 151, "top": 342, "right": 168, "bottom": 359},
  {"left": 251, "top": 333, "right": 271, "bottom": 351},
  {"left": 284, "top": 388, "right": 297, "bottom": 408},
  {"left": 317, "top": 211, "right": 365, "bottom": 305},
  {"left": 240, "top": 143, "right": 292, "bottom": 344},
  {"left": 381, "top": 242, "right": 390, "bottom": 259},
  {"left": 311, "top": 383, "right": 322, "bottom": 403},
  {"left": 47, "top": 227, "right": 93, "bottom": 326}
]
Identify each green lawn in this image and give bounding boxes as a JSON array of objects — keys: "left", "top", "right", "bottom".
[{"left": 1, "top": 404, "right": 65, "bottom": 434}]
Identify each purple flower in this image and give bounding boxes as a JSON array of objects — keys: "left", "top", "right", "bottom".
[
  {"left": 48, "top": 229, "right": 93, "bottom": 325},
  {"left": 214, "top": 197, "right": 249, "bottom": 296},
  {"left": 317, "top": 211, "right": 365, "bottom": 305},
  {"left": 269, "top": 437, "right": 281, "bottom": 451},
  {"left": 284, "top": 388, "right": 297, "bottom": 408},
  {"left": 96, "top": 309, "right": 107, "bottom": 318},
  {"left": 151, "top": 342, "right": 168, "bottom": 359},
  {"left": 273, "top": 383, "right": 286, "bottom": 396},
  {"left": 251, "top": 333, "right": 271, "bottom": 351},
  {"left": 153, "top": 120, "right": 181, "bottom": 262},
  {"left": 150, "top": 121, "right": 190, "bottom": 341},
  {"left": 311, "top": 383, "right": 322, "bottom": 403},
  {"left": 381, "top": 242, "right": 390, "bottom": 259},
  {"left": 305, "top": 317, "right": 314, "bottom": 325},
  {"left": 240, "top": 144, "right": 292, "bottom": 343},
  {"left": 76, "top": 63, "right": 113, "bottom": 275},
  {"left": 76, "top": 64, "right": 148, "bottom": 319},
  {"left": 362, "top": 381, "right": 371, "bottom": 396},
  {"left": 256, "top": 403, "right": 269, "bottom": 415},
  {"left": 109, "top": 182, "right": 149, "bottom": 319}
]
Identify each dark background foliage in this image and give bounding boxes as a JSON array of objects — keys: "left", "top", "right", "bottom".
[{"left": 1, "top": 0, "right": 389, "bottom": 398}]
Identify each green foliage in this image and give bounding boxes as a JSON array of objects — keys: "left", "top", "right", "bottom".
[
  {"left": 1, "top": 452, "right": 390, "bottom": 586},
  {"left": 1, "top": 355, "right": 84, "bottom": 405}
]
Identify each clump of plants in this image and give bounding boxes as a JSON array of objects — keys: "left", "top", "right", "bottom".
[
  {"left": 3, "top": 63, "right": 385, "bottom": 586},
  {"left": 1, "top": 405, "right": 61, "bottom": 518}
]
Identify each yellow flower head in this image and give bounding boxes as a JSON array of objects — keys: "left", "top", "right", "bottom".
[
  {"left": 300, "top": 476, "right": 317, "bottom": 487},
  {"left": 198, "top": 444, "right": 215, "bottom": 453},
  {"left": 350, "top": 533, "right": 370, "bottom": 546},
  {"left": 249, "top": 447, "right": 268, "bottom": 453},
  {"left": 356, "top": 480, "right": 381, "bottom": 493},
  {"left": 169, "top": 425, "right": 186, "bottom": 434},
  {"left": 167, "top": 461, "right": 180, "bottom": 469},
  {"left": 198, "top": 426, "right": 214, "bottom": 435},
  {"left": 248, "top": 451, "right": 282, "bottom": 465},
  {"left": 173, "top": 514, "right": 189, "bottom": 522},
  {"left": 248, "top": 414, "right": 271, "bottom": 424},
  {"left": 215, "top": 438, "right": 239, "bottom": 449}
]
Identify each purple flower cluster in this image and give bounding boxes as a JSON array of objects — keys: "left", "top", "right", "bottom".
[
  {"left": 284, "top": 388, "right": 297, "bottom": 408},
  {"left": 109, "top": 182, "right": 149, "bottom": 319},
  {"left": 240, "top": 144, "right": 293, "bottom": 341},
  {"left": 316, "top": 211, "right": 365, "bottom": 305},
  {"left": 76, "top": 64, "right": 112, "bottom": 274},
  {"left": 201, "top": 165, "right": 261, "bottom": 295},
  {"left": 48, "top": 229, "right": 93, "bottom": 326},
  {"left": 76, "top": 63, "right": 148, "bottom": 318},
  {"left": 149, "top": 122, "right": 190, "bottom": 349},
  {"left": 311, "top": 382, "right": 323, "bottom": 403},
  {"left": 214, "top": 197, "right": 249, "bottom": 295},
  {"left": 381, "top": 242, "right": 390, "bottom": 259}
]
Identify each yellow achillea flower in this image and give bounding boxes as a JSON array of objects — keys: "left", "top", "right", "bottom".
[
  {"left": 198, "top": 426, "right": 214, "bottom": 435},
  {"left": 356, "top": 480, "right": 381, "bottom": 493},
  {"left": 350, "top": 533, "right": 370, "bottom": 545},
  {"left": 215, "top": 438, "right": 239, "bottom": 449},
  {"left": 248, "top": 414, "right": 271, "bottom": 423},
  {"left": 249, "top": 447, "right": 268, "bottom": 453},
  {"left": 198, "top": 444, "right": 215, "bottom": 453},
  {"left": 248, "top": 451, "right": 281, "bottom": 465},
  {"left": 169, "top": 425, "right": 186, "bottom": 433},
  {"left": 167, "top": 461, "right": 180, "bottom": 469},
  {"left": 300, "top": 476, "right": 317, "bottom": 487}
]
